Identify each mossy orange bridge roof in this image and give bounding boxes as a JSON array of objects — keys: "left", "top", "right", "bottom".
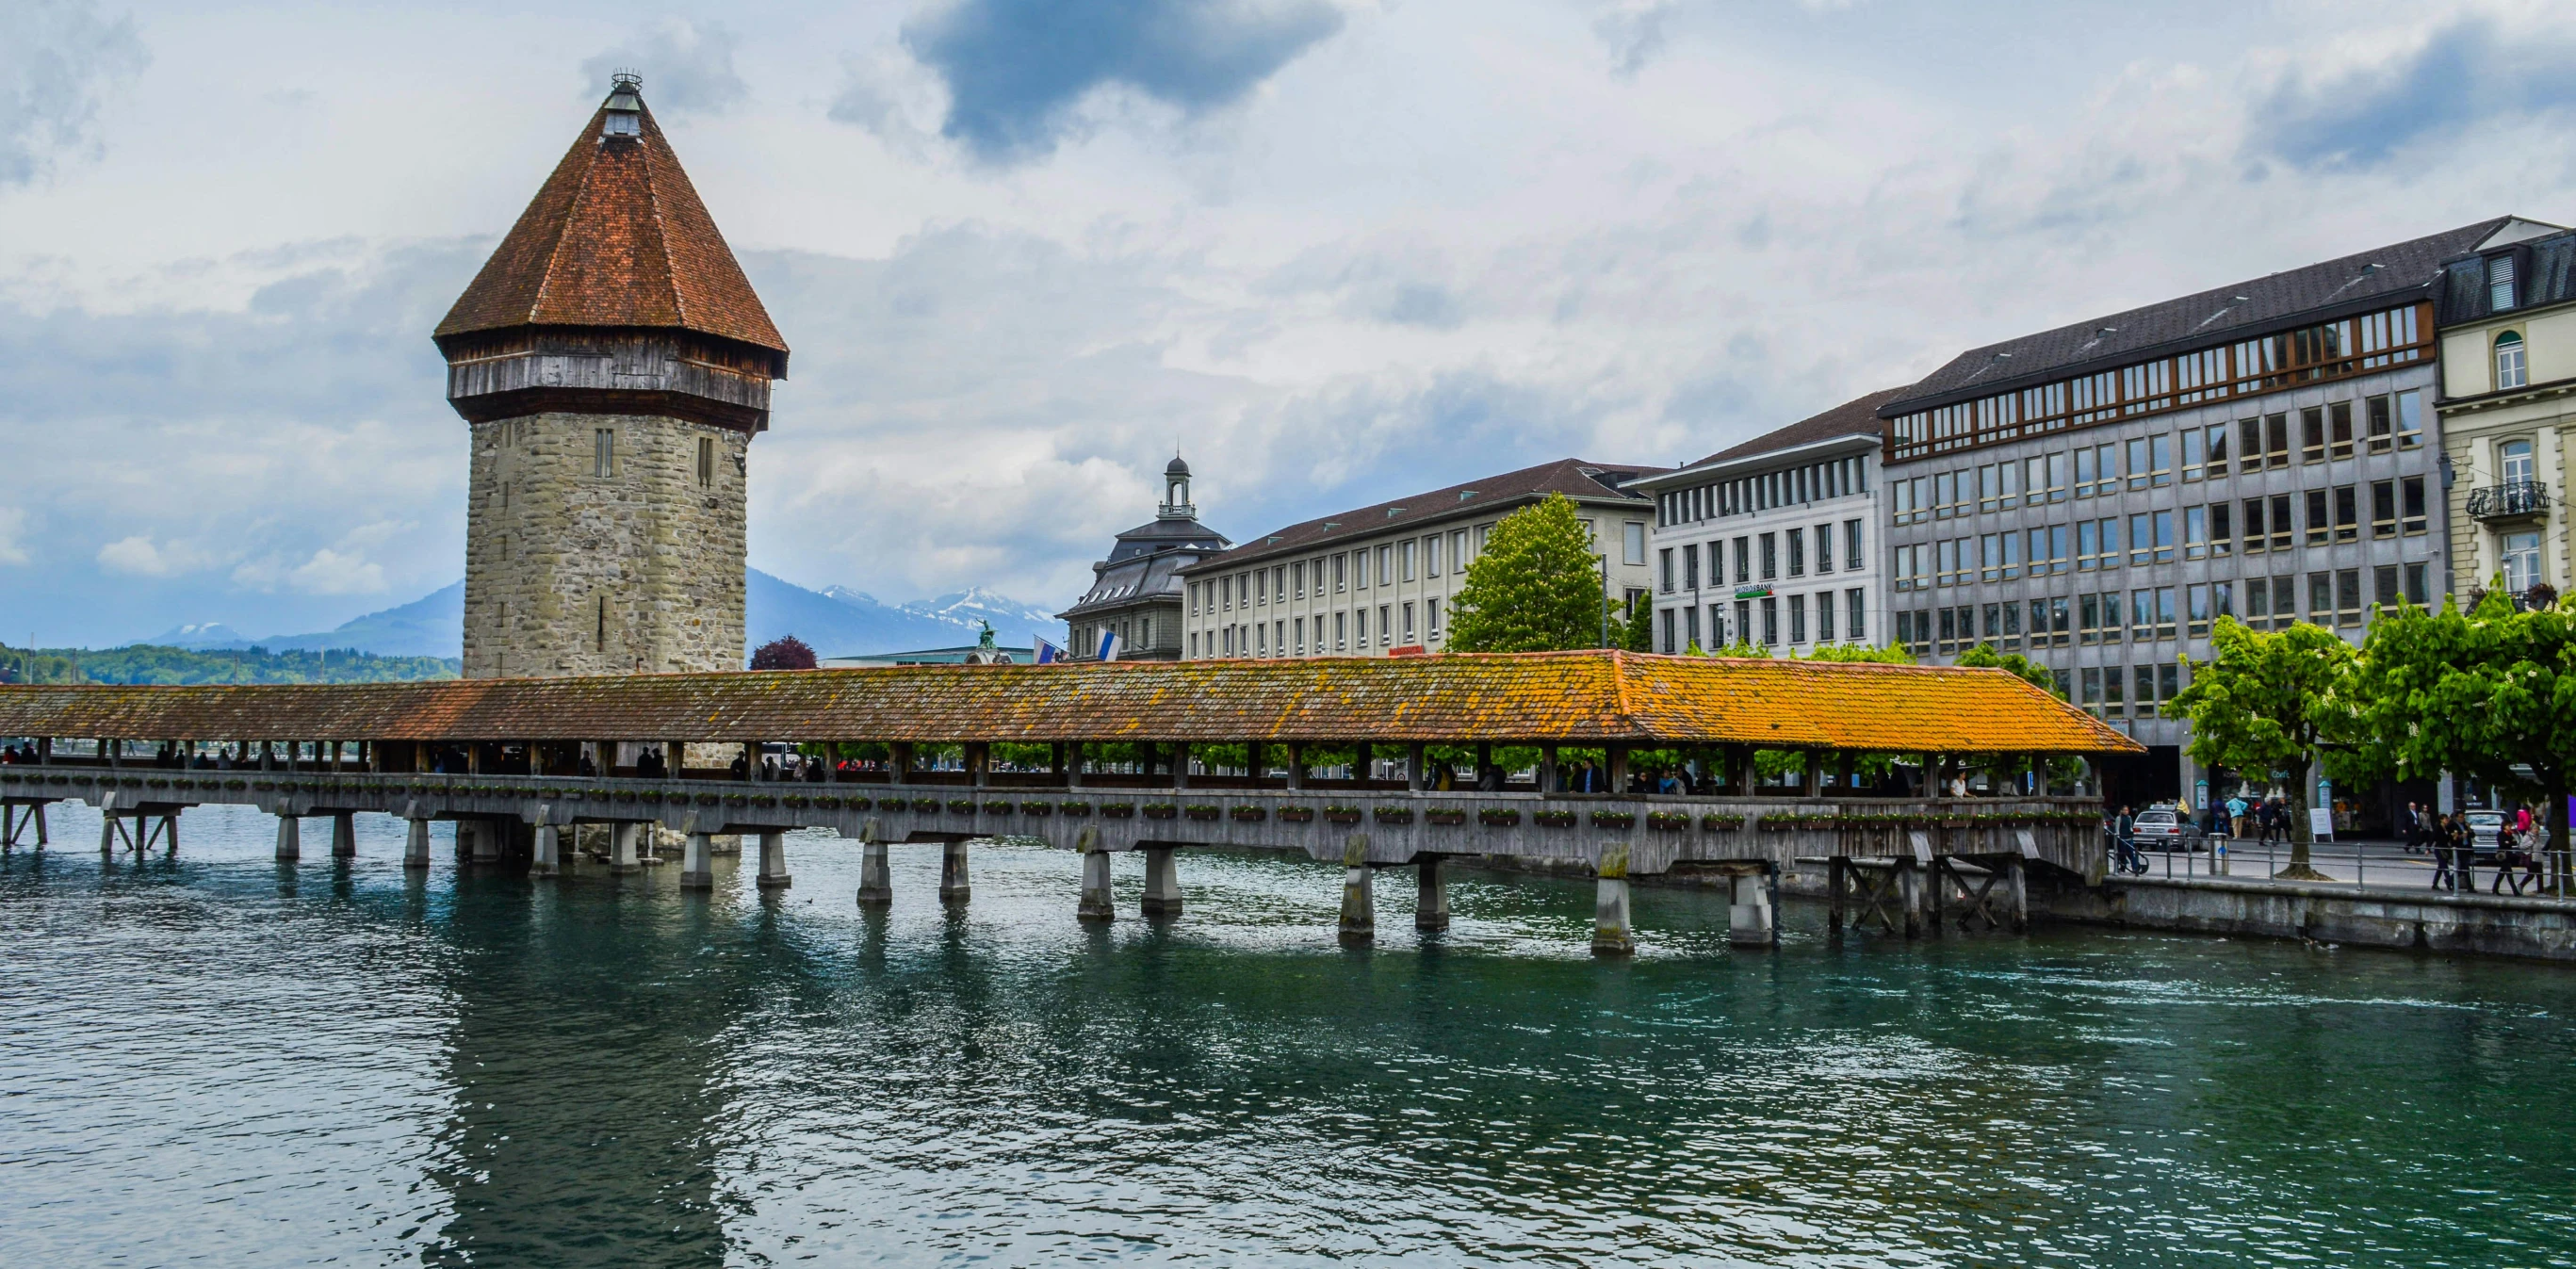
[{"left": 0, "top": 651, "right": 2141, "bottom": 756}]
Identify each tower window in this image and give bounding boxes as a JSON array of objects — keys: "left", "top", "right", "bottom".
[
  {"left": 697, "top": 436, "right": 713, "bottom": 486},
  {"left": 595, "top": 429, "right": 615, "bottom": 478}
]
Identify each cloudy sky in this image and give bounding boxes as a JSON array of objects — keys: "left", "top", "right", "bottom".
[{"left": 5, "top": 0, "right": 2573, "bottom": 647}]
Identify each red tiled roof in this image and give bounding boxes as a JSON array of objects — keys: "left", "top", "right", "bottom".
[
  {"left": 433, "top": 91, "right": 787, "bottom": 364},
  {"left": 0, "top": 652, "right": 2139, "bottom": 755}
]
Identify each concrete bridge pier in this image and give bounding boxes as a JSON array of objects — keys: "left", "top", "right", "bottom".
[
  {"left": 1338, "top": 835, "right": 1374, "bottom": 945},
  {"left": 330, "top": 812, "right": 357, "bottom": 859},
  {"left": 939, "top": 839, "right": 970, "bottom": 904},
  {"left": 611, "top": 822, "right": 643, "bottom": 874},
  {"left": 680, "top": 832, "right": 714, "bottom": 889},
  {"left": 470, "top": 821, "right": 502, "bottom": 865},
  {"left": 1728, "top": 866, "right": 1777, "bottom": 947},
  {"left": 2, "top": 801, "right": 50, "bottom": 851},
  {"left": 1592, "top": 846, "right": 1635, "bottom": 956},
  {"left": 1075, "top": 828, "right": 1114, "bottom": 922},
  {"left": 756, "top": 831, "right": 791, "bottom": 889},
  {"left": 1415, "top": 855, "right": 1450, "bottom": 933},
  {"left": 274, "top": 815, "right": 301, "bottom": 861},
  {"left": 856, "top": 822, "right": 892, "bottom": 907},
  {"left": 530, "top": 824, "right": 559, "bottom": 876},
  {"left": 403, "top": 818, "right": 432, "bottom": 870},
  {"left": 1140, "top": 846, "right": 1181, "bottom": 917}
]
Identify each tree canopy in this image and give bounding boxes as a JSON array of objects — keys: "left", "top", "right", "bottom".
[
  {"left": 750, "top": 635, "right": 818, "bottom": 670},
  {"left": 2348, "top": 591, "right": 2576, "bottom": 855},
  {"left": 1444, "top": 494, "right": 1613, "bottom": 653},
  {"left": 2170, "top": 617, "right": 2356, "bottom": 878}
]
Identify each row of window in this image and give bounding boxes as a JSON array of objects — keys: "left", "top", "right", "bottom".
[
  {"left": 1896, "top": 564, "right": 2432, "bottom": 660},
  {"left": 1194, "top": 601, "right": 1442, "bottom": 659},
  {"left": 1888, "top": 391, "right": 2427, "bottom": 524},
  {"left": 1657, "top": 520, "right": 1867, "bottom": 593},
  {"left": 1893, "top": 482, "right": 2432, "bottom": 590},
  {"left": 1189, "top": 518, "right": 1649, "bottom": 619},
  {"left": 567, "top": 429, "right": 722, "bottom": 487},
  {"left": 1655, "top": 456, "right": 1867, "bottom": 527},
  {"left": 1658, "top": 589, "right": 1868, "bottom": 652},
  {"left": 1888, "top": 301, "right": 2426, "bottom": 458}
]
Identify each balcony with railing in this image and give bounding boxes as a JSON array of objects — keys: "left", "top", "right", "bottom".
[{"left": 2467, "top": 480, "right": 2551, "bottom": 522}]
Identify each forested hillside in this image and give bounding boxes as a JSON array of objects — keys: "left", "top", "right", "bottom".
[{"left": 0, "top": 643, "right": 460, "bottom": 685}]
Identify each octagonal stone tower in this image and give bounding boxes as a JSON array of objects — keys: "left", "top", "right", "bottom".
[{"left": 435, "top": 73, "right": 789, "bottom": 678}]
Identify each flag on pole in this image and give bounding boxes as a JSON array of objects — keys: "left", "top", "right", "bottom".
[
  {"left": 1034, "top": 636, "right": 1064, "bottom": 665},
  {"left": 1096, "top": 628, "right": 1123, "bottom": 662}
]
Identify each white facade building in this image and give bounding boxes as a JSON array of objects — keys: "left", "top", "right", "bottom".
[
  {"left": 1177, "top": 459, "right": 1663, "bottom": 659},
  {"left": 1628, "top": 390, "right": 1902, "bottom": 655}
]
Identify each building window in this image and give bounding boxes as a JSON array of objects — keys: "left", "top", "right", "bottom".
[
  {"left": 2374, "top": 564, "right": 2400, "bottom": 612},
  {"left": 1760, "top": 533, "right": 1778, "bottom": 580},
  {"left": 2334, "top": 485, "right": 2358, "bottom": 543},
  {"left": 2496, "top": 332, "right": 2528, "bottom": 391},
  {"left": 1333, "top": 554, "right": 1346, "bottom": 593},
  {"left": 2402, "top": 477, "right": 2428, "bottom": 534},
  {"left": 1684, "top": 605, "right": 1702, "bottom": 649},
  {"left": 2307, "top": 573, "right": 2334, "bottom": 625},
  {"left": 1788, "top": 594, "right": 1807, "bottom": 643},
  {"left": 1659, "top": 547, "right": 1674, "bottom": 594},
  {"left": 1683, "top": 543, "right": 1699, "bottom": 591},
  {"left": 1334, "top": 611, "right": 1347, "bottom": 652},
  {"left": 1786, "top": 528, "right": 1805, "bottom": 578},
  {"left": 1295, "top": 616, "right": 1306, "bottom": 656},
  {"left": 2397, "top": 390, "right": 2423, "bottom": 447},
  {"left": 1401, "top": 602, "right": 1416, "bottom": 643},
  {"left": 2502, "top": 438, "right": 2536, "bottom": 484},
  {"left": 2328, "top": 400, "right": 2355, "bottom": 460},
  {"left": 595, "top": 428, "right": 615, "bottom": 478},
  {"left": 1660, "top": 608, "right": 1675, "bottom": 653},
  {"left": 1844, "top": 519, "right": 1863, "bottom": 569},
  {"left": 2365, "top": 397, "right": 2393, "bottom": 454},
  {"left": 1623, "top": 521, "right": 1645, "bottom": 566},
  {"left": 1378, "top": 545, "right": 1393, "bottom": 587},
  {"left": 2405, "top": 562, "right": 2429, "bottom": 606},
  {"left": 1816, "top": 523, "right": 1834, "bottom": 574},
  {"left": 2504, "top": 530, "right": 2543, "bottom": 594},
  {"left": 1427, "top": 598, "right": 1442, "bottom": 641},
  {"left": 1425, "top": 535, "right": 1441, "bottom": 578},
  {"left": 2370, "top": 480, "right": 2396, "bottom": 537},
  {"left": 2299, "top": 406, "right": 2326, "bottom": 464},
  {"left": 696, "top": 436, "right": 713, "bottom": 486},
  {"left": 2490, "top": 253, "right": 2518, "bottom": 311},
  {"left": 1377, "top": 605, "right": 1392, "bottom": 646},
  {"left": 1847, "top": 588, "right": 1866, "bottom": 643},
  {"left": 1761, "top": 596, "right": 1779, "bottom": 646},
  {"left": 1734, "top": 537, "right": 1750, "bottom": 583},
  {"left": 1401, "top": 539, "right": 1416, "bottom": 582},
  {"left": 1354, "top": 607, "right": 1368, "bottom": 647}
]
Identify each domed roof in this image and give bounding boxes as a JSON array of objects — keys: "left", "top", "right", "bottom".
[{"left": 1166, "top": 455, "right": 1191, "bottom": 477}]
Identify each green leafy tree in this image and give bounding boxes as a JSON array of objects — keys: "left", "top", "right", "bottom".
[
  {"left": 1956, "top": 642, "right": 2079, "bottom": 789},
  {"left": 2170, "top": 617, "right": 2357, "bottom": 879},
  {"left": 2348, "top": 591, "right": 2576, "bottom": 869},
  {"left": 1446, "top": 494, "right": 1613, "bottom": 652},
  {"left": 1805, "top": 643, "right": 1916, "bottom": 666},
  {"left": 1622, "top": 593, "right": 1655, "bottom": 652}
]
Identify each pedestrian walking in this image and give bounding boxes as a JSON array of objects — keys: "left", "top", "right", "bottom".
[
  {"left": 2430, "top": 813, "right": 2457, "bottom": 890},
  {"left": 2107, "top": 806, "right": 2146, "bottom": 875},
  {"left": 2400, "top": 801, "right": 2424, "bottom": 855}
]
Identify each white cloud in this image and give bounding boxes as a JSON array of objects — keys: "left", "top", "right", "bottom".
[
  {"left": 0, "top": 508, "right": 30, "bottom": 565},
  {"left": 0, "top": 0, "right": 149, "bottom": 186},
  {"left": 98, "top": 535, "right": 192, "bottom": 577}
]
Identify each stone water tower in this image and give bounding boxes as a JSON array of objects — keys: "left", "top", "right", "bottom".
[{"left": 435, "top": 73, "right": 789, "bottom": 678}]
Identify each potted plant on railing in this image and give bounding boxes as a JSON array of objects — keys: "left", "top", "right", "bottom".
[
  {"left": 1374, "top": 805, "right": 1414, "bottom": 825},
  {"left": 1477, "top": 806, "right": 1521, "bottom": 827},
  {"left": 1645, "top": 810, "right": 1691, "bottom": 832},
  {"left": 1142, "top": 803, "right": 1178, "bottom": 820},
  {"left": 1590, "top": 808, "right": 1637, "bottom": 829},
  {"left": 1277, "top": 805, "right": 1314, "bottom": 823},
  {"left": 1700, "top": 812, "right": 1745, "bottom": 832},
  {"left": 912, "top": 797, "right": 941, "bottom": 812},
  {"left": 1100, "top": 802, "right": 1134, "bottom": 819},
  {"left": 947, "top": 798, "right": 977, "bottom": 814},
  {"left": 1425, "top": 807, "right": 1467, "bottom": 826},
  {"left": 984, "top": 800, "right": 1014, "bottom": 815},
  {"left": 1324, "top": 805, "right": 1363, "bottom": 824},
  {"left": 1020, "top": 800, "right": 1052, "bottom": 816},
  {"left": 1060, "top": 801, "right": 1093, "bottom": 817},
  {"left": 1182, "top": 804, "right": 1220, "bottom": 822},
  {"left": 1534, "top": 807, "right": 1576, "bottom": 828},
  {"left": 1231, "top": 805, "right": 1265, "bottom": 822}
]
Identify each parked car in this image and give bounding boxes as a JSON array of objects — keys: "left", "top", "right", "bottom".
[
  {"left": 2131, "top": 805, "right": 2205, "bottom": 852},
  {"left": 2462, "top": 810, "right": 2513, "bottom": 864}
]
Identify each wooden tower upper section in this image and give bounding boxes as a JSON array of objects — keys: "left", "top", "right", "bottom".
[{"left": 433, "top": 74, "right": 790, "bottom": 433}]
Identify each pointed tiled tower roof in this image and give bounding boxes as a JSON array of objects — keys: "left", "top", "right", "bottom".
[{"left": 435, "top": 78, "right": 788, "bottom": 374}]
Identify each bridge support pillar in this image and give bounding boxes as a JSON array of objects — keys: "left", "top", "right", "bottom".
[
  {"left": 1141, "top": 846, "right": 1181, "bottom": 917},
  {"left": 1415, "top": 855, "right": 1449, "bottom": 933},
  {"left": 939, "top": 839, "right": 970, "bottom": 904},
  {"left": 681, "top": 832, "right": 714, "bottom": 889},
  {"left": 1592, "top": 846, "right": 1635, "bottom": 956},
  {"left": 330, "top": 812, "right": 356, "bottom": 858},
  {"left": 2, "top": 802, "right": 49, "bottom": 850},
  {"left": 470, "top": 820, "right": 501, "bottom": 864},
  {"left": 1338, "top": 835, "right": 1374, "bottom": 945},
  {"left": 1728, "top": 868, "right": 1776, "bottom": 947},
  {"left": 1075, "top": 827, "right": 1115, "bottom": 922},
  {"left": 403, "top": 819, "right": 432, "bottom": 870},
  {"left": 531, "top": 824, "right": 560, "bottom": 877},
  {"left": 757, "top": 831, "right": 791, "bottom": 889},
  {"left": 274, "top": 815, "right": 301, "bottom": 861},
  {"left": 857, "top": 823, "right": 892, "bottom": 907},
  {"left": 611, "top": 822, "right": 642, "bottom": 874}
]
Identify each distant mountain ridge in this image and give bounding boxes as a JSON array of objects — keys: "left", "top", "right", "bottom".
[{"left": 142, "top": 574, "right": 1063, "bottom": 663}]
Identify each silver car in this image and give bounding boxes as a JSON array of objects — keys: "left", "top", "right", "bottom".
[
  {"left": 2131, "top": 806, "right": 2205, "bottom": 853},
  {"left": 2463, "top": 810, "right": 2512, "bottom": 864}
]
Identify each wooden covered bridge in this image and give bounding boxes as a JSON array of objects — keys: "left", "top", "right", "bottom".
[{"left": 0, "top": 650, "right": 2139, "bottom": 952}]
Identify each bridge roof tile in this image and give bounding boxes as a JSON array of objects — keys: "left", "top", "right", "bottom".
[{"left": 0, "top": 652, "right": 2137, "bottom": 756}]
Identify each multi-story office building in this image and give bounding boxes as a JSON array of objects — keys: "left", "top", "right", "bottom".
[
  {"left": 1628, "top": 389, "right": 1905, "bottom": 654},
  {"left": 1176, "top": 459, "right": 1662, "bottom": 659},
  {"left": 1059, "top": 457, "right": 1231, "bottom": 661},
  {"left": 1879, "top": 219, "right": 2556, "bottom": 811},
  {"left": 2434, "top": 224, "right": 2576, "bottom": 603}
]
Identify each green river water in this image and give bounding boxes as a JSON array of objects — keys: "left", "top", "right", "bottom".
[{"left": 1, "top": 802, "right": 2568, "bottom": 1266}]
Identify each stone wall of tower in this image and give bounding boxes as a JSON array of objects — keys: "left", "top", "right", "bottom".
[{"left": 462, "top": 411, "right": 749, "bottom": 678}]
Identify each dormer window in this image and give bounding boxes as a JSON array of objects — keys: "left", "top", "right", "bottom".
[
  {"left": 2489, "top": 253, "right": 2518, "bottom": 312},
  {"left": 2497, "top": 331, "right": 2527, "bottom": 391},
  {"left": 605, "top": 112, "right": 641, "bottom": 138},
  {"left": 603, "top": 72, "right": 644, "bottom": 138}
]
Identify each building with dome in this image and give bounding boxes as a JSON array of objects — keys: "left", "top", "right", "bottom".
[{"left": 1056, "top": 458, "right": 1230, "bottom": 660}]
